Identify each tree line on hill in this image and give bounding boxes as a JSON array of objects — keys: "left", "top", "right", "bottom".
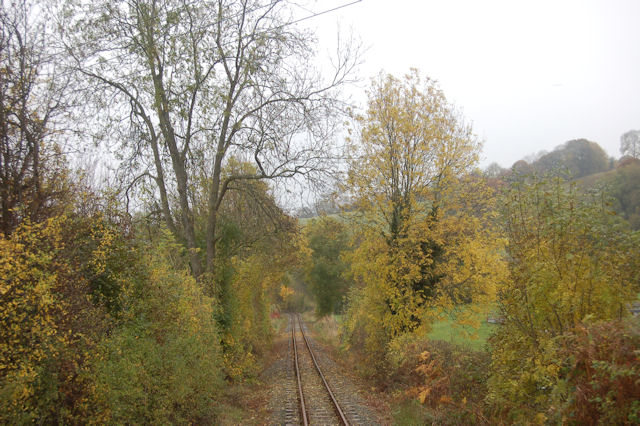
[{"left": 483, "top": 136, "right": 640, "bottom": 230}]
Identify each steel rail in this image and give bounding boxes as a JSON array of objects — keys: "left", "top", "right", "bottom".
[
  {"left": 296, "top": 314, "right": 350, "bottom": 426},
  {"left": 292, "top": 315, "right": 309, "bottom": 426}
]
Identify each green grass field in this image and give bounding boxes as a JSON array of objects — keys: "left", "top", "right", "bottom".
[
  {"left": 427, "top": 309, "right": 499, "bottom": 351},
  {"left": 303, "top": 308, "right": 499, "bottom": 351}
]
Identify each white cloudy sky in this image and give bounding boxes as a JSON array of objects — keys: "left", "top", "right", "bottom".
[{"left": 300, "top": 0, "right": 640, "bottom": 167}]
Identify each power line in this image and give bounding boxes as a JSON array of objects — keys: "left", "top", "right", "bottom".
[
  {"left": 214, "top": 0, "right": 363, "bottom": 33},
  {"left": 216, "top": 0, "right": 363, "bottom": 49},
  {"left": 215, "top": 0, "right": 281, "bottom": 27},
  {"left": 284, "top": 0, "right": 363, "bottom": 28},
  {"left": 206, "top": 0, "right": 363, "bottom": 46}
]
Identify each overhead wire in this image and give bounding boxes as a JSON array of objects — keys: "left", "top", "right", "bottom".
[
  {"left": 212, "top": 0, "right": 363, "bottom": 52},
  {"left": 281, "top": 0, "right": 362, "bottom": 28},
  {"left": 204, "top": 0, "right": 363, "bottom": 34}
]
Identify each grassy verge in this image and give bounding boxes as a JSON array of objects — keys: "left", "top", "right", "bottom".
[
  {"left": 302, "top": 312, "right": 342, "bottom": 346},
  {"left": 216, "top": 383, "right": 263, "bottom": 425},
  {"left": 392, "top": 398, "right": 437, "bottom": 425},
  {"left": 271, "top": 314, "right": 289, "bottom": 335}
]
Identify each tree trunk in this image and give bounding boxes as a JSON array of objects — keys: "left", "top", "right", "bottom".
[
  {"left": 205, "top": 142, "right": 224, "bottom": 275},
  {"left": 148, "top": 60, "right": 203, "bottom": 277}
]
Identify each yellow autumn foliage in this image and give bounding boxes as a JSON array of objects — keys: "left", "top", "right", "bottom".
[
  {"left": 0, "top": 219, "right": 63, "bottom": 421},
  {"left": 0, "top": 215, "right": 117, "bottom": 422},
  {"left": 279, "top": 284, "right": 295, "bottom": 301},
  {"left": 341, "top": 70, "right": 507, "bottom": 375}
]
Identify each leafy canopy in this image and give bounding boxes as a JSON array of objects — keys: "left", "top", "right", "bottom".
[{"left": 341, "top": 70, "right": 505, "bottom": 374}]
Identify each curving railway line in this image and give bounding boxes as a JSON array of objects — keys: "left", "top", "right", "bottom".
[{"left": 290, "top": 314, "right": 350, "bottom": 426}]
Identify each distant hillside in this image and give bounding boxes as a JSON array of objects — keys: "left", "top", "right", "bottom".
[
  {"left": 577, "top": 157, "right": 640, "bottom": 230},
  {"left": 485, "top": 140, "right": 639, "bottom": 230},
  {"left": 486, "top": 139, "right": 613, "bottom": 180},
  {"left": 532, "top": 139, "right": 612, "bottom": 178},
  {"left": 500, "top": 139, "right": 612, "bottom": 179}
]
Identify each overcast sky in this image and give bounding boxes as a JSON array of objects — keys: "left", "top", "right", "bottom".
[{"left": 301, "top": 0, "right": 640, "bottom": 168}]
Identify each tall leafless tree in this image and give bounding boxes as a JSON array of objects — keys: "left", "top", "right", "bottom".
[
  {"left": 61, "top": 0, "right": 359, "bottom": 281},
  {"left": 0, "top": 0, "right": 71, "bottom": 235},
  {"left": 620, "top": 130, "right": 640, "bottom": 159}
]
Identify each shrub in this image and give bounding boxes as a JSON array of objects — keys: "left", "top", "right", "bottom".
[
  {"left": 92, "top": 234, "right": 223, "bottom": 424},
  {"left": 0, "top": 217, "right": 109, "bottom": 423},
  {"left": 340, "top": 275, "right": 392, "bottom": 380},
  {"left": 558, "top": 319, "right": 640, "bottom": 425},
  {"left": 489, "top": 178, "right": 639, "bottom": 420},
  {"left": 304, "top": 217, "right": 352, "bottom": 317},
  {"left": 0, "top": 218, "right": 66, "bottom": 423},
  {"left": 390, "top": 337, "right": 492, "bottom": 425}
]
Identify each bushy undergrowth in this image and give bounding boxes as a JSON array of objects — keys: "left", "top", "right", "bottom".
[
  {"left": 360, "top": 320, "right": 640, "bottom": 425},
  {"left": 485, "top": 319, "right": 640, "bottom": 425},
  {"left": 0, "top": 220, "right": 224, "bottom": 423},
  {"left": 0, "top": 217, "right": 112, "bottom": 423},
  {"left": 486, "top": 178, "right": 640, "bottom": 423},
  {"left": 391, "top": 338, "right": 492, "bottom": 425},
  {"left": 345, "top": 314, "right": 640, "bottom": 425},
  {"left": 92, "top": 235, "right": 222, "bottom": 424},
  {"left": 557, "top": 319, "right": 640, "bottom": 425}
]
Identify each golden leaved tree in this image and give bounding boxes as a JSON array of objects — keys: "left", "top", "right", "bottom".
[{"left": 342, "top": 70, "right": 506, "bottom": 374}]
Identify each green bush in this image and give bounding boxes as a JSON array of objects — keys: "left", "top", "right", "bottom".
[
  {"left": 304, "top": 217, "right": 352, "bottom": 316},
  {"left": 488, "top": 177, "right": 640, "bottom": 422},
  {"left": 92, "top": 235, "right": 222, "bottom": 424}
]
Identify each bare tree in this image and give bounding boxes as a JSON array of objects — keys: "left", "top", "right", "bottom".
[
  {"left": 60, "top": 0, "right": 359, "bottom": 280},
  {"left": 0, "top": 0, "right": 71, "bottom": 235},
  {"left": 484, "top": 162, "right": 506, "bottom": 179},
  {"left": 620, "top": 130, "right": 640, "bottom": 159}
]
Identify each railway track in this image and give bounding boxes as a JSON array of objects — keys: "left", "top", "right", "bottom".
[{"left": 291, "top": 314, "right": 350, "bottom": 426}]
